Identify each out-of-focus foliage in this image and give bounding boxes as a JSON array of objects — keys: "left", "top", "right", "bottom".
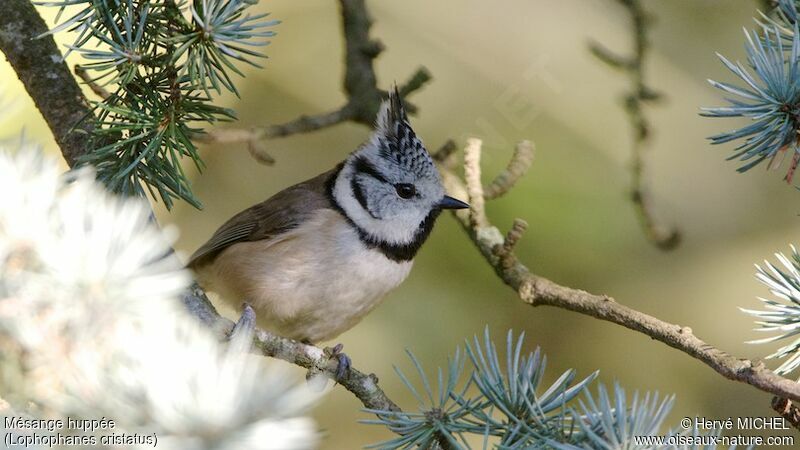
[
  {"left": 35, "top": 0, "right": 278, "bottom": 208},
  {"left": 0, "top": 141, "right": 319, "bottom": 450}
]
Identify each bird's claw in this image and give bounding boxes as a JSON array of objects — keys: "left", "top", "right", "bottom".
[
  {"left": 230, "top": 303, "right": 256, "bottom": 338},
  {"left": 228, "top": 303, "right": 256, "bottom": 353},
  {"left": 325, "top": 343, "right": 351, "bottom": 381}
]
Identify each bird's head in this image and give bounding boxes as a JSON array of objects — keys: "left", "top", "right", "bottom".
[{"left": 332, "top": 88, "right": 468, "bottom": 248}]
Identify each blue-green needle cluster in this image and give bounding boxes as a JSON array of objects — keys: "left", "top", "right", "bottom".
[
  {"left": 38, "top": 0, "right": 278, "bottom": 208},
  {"left": 703, "top": 0, "right": 800, "bottom": 183},
  {"left": 366, "top": 329, "right": 741, "bottom": 450}
]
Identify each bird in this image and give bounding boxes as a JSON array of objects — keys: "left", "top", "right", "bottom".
[{"left": 188, "top": 88, "right": 468, "bottom": 371}]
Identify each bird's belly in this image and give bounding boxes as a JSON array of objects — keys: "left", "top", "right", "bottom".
[
  {"left": 197, "top": 210, "right": 413, "bottom": 342},
  {"left": 272, "top": 247, "right": 411, "bottom": 342}
]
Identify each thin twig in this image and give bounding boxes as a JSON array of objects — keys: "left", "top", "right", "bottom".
[
  {"left": 14, "top": 0, "right": 800, "bottom": 433},
  {"left": 439, "top": 138, "right": 800, "bottom": 402},
  {"left": 590, "top": 0, "right": 681, "bottom": 251},
  {"left": 199, "top": 0, "right": 432, "bottom": 164},
  {"left": 433, "top": 139, "right": 459, "bottom": 170},
  {"left": 201, "top": 0, "right": 430, "bottom": 162},
  {"left": 493, "top": 218, "right": 528, "bottom": 270},
  {"left": 483, "top": 140, "right": 535, "bottom": 200},
  {"left": 0, "top": 1, "right": 404, "bottom": 417},
  {"left": 207, "top": 107, "right": 356, "bottom": 142},
  {"left": 74, "top": 66, "right": 111, "bottom": 100}
]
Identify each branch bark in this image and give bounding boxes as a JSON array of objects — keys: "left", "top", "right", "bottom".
[
  {"left": 438, "top": 138, "right": 800, "bottom": 402},
  {"left": 198, "top": 0, "right": 432, "bottom": 163},
  {"left": 589, "top": 0, "right": 680, "bottom": 250},
  {"left": 0, "top": 0, "right": 95, "bottom": 168},
  {"left": 181, "top": 283, "right": 401, "bottom": 412},
  {"left": 772, "top": 396, "right": 800, "bottom": 430},
  {"left": 0, "top": 1, "right": 403, "bottom": 417},
  {"left": 11, "top": 0, "right": 800, "bottom": 435}
]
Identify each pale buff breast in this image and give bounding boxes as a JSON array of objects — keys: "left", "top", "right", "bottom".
[{"left": 193, "top": 209, "right": 413, "bottom": 343}]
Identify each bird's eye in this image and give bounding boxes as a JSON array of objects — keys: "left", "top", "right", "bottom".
[{"left": 394, "top": 183, "right": 416, "bottom": 199}]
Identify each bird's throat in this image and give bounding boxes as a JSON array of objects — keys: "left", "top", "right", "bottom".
[{"left": 325, "top": 164, "right": 439, "bottom": 262}]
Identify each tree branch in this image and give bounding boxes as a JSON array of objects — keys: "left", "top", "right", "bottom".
[
  {"left": 13, "top": 0, "right": 796, "bottom": 439},
  {"left": 590, "top": 0, "right": 681, "bottom": 251},
  {"left": 437, "top": 138, "right": 800, "bottom": 402},
  {"left": 772, "top": 396, "right": 800, "bottom": 430},
  {"left": 74, "top": 65, "right": 111, "bottom": 100},
  {"left": 0, "top": 0, "right": 96, "bottom": 168},
  {"left": 198, "top": 0, "right": 433, "bottom": 163},
  {"left": 180, "top": 283, "right": 401, "bottom": 412},
  {"left": 0, "top": 1, "right": 403, "bottom": 417}
]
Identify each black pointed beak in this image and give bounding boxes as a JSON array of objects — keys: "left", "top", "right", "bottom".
[{"left": 438, "top": 195, "right": 469, "bottom": 210}]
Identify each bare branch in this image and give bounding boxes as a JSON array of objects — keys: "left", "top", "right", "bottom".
[
  {"left": 483, "top": 140, "right": 535, "bottom": 200},
  {"left": 201, "top": 0, "right": 432, "bottom": 160},
  {"left": 591, "top": 0, "right": 680, "bottom": 251},
  {"left": 440, "top": 138, "right": 800, "bottom": 402},
  {"left": 397, "top": 67, "right": 433, "bottom": 99},
  {"left": 6, "top": 0, "right": 404, "bottom": 422},
  {"left": 196, "top": 107, "right": 354, "bottom": 164},
  {"left": 180, "top": 283, "right": 401, "bottom": 412},
  {"left": 13, "top": 0, "right": 792, "bottom": 434},
  {"left": 772, "top": 397, "right": 800, "bottom": 430},
  {"left": 463, "top": 138, "right": 488, "bottom": 229},
  {"left": 493, "top": 218, "right": 528, "bottom": 270},
  {"left": 433, "top": 139, "right": 459, "bottom": 169},
  {"left": 0, "top": 0, "right": 95, "bottom": 168},
  {"left": 262, "top": 106, "right": 355, "bottom": 138},
  {"left": 588, "top": 42, "right": 634, "bottom": 70}
]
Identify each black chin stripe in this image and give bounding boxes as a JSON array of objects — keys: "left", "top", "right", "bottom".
[
  {"left": 325, "top": 165, "right": 440, "bottom": 262},
  {"left": 350, "top": 177, "right": 379, "bottom": 219},
  {"left": 354, "top": 155, "right": 389, "bottom": 184}
]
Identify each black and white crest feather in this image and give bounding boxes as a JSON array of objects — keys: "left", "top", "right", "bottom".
[
  {"left": 385, "top": 86, "right": 409, "bottom": 127},
  {"left": 374, "top": 87, "right": 437, "bottom": 180}
]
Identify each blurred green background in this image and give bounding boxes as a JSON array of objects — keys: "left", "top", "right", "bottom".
[{"left": 3, "top": 0, "right": 800, "bottom": 447}]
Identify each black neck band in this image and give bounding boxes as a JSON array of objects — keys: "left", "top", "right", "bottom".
[{"left": 325, "top": 164, "right": 439, "bottom": 263}]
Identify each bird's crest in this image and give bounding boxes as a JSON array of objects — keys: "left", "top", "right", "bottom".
[
  {"left": 375, "top": 86, "right": 408, "bottom": 136},
  {"left": 372, "top": 87, "right": 436, "bottom": 179}
]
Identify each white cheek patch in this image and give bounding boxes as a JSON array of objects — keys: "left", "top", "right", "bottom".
[{"left": 333, "top": 163, "right": 427, "bottom": 245}]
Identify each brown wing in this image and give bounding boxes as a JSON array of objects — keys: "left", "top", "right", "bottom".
[{"left": 187, "top": 167, "right": 338, "bottom": 268}]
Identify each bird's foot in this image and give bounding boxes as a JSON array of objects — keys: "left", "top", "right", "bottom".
[
  {"left": 324, "top": 343, "right": 351, "bottom": 381},
  {"left": 227, "top": 303, "right": 256, "bottom": 352},
  {"left": 230, "top": 303, "right": 256, "bottom": 337}
]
